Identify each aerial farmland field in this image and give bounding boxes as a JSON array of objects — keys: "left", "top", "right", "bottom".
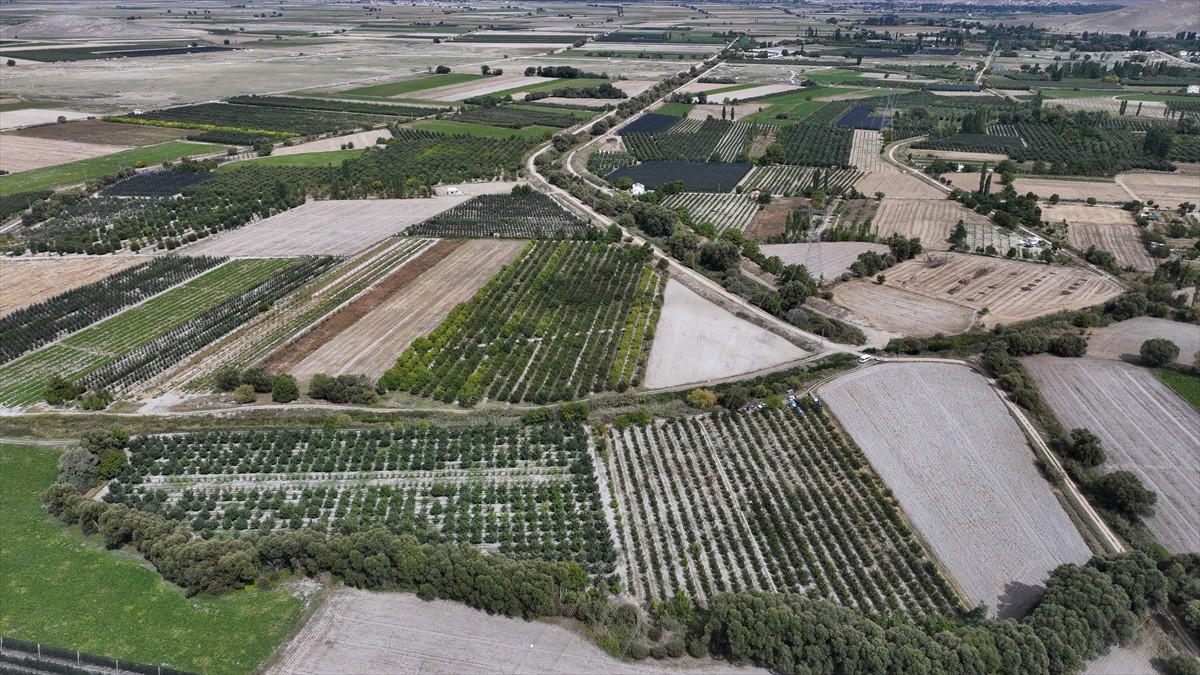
[
  {"left": 872, "top": 253, "right": 1124, "bottom": 326},
  {"left": 1085, "top": 317, "right": 1200, "bottom": 366},
  {"left": 854, "top": 172, "right": 946, "bottom": 200},
  {"left": 184, "top": 197, "right": 476, "bottom": 257},
  {"left": 819, "top": 362, "right": 1092, "bottom": 617},
  {"left": 871, "top": 199, "right": 998, "bottom": 250},
  {"left": 643, "top": 280, "right": 807, "bottom": 388},
  {"left": 1046, "top": 204, "right": 1156, "bottom": 272},
  {"left": 1025, "top": 356, "right": 1200, "bottom": 554},
  {"left": 760, "top": 242, "right": 890, "bottom": 282},
  {"left": 0, "top": 134, "right": 130, "bottom": 173},
  {"left": 288, "top": 239, "right": 526, "bottom": 380},
  {"left": 0, "top": 257, "right": 140, "bottom": 316}
]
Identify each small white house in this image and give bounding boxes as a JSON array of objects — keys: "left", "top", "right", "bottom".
[
  {"left": 630, "top": 183, "right": 646, "bottom": 196},
  {"left": 445, "top": 187, "right": 461, "bottom": 196}
]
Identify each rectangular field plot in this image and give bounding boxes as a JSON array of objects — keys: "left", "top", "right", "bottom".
[
  {"left": 849, "top": 130, "right": 894, "bottom": 173},
  {"left": 854, "top": 172, "right": 946, "bottom": 200},
  {"left": 1085, "top": 317, "right": 1200, "bottom": 367},
  {"left": 185, "top": 198, "right": 471, "bottom": 257},
  {"left": 107, "top": 424, "right": 615, "bottom": 575},
  {"left": 0, "top": 135, "right": 130, "bottom": 174},
  {"left": 290, "top": 239, "right": 526, "bottom": 381},
  {"left": 0, "top": 258, "right": 314, "bottom": 407},
  {"left": 879, "top": 252, "right": 1124, "bottom": 326},
  {"left": 1118, "top": 172, "right": 1200, "bottom": 209},
  {"left": 872, "top": 199, "right": 1001, "bottom": 251},
  {"left": 738, "top": 165, "right": 862, "bottom": 196},
  {"left": 1025, "top": 356, "right": 1200, "bottom": 554},
  {"left": 0, "top": 257, "right": 141, "bottom": 317},
  {"left": 819, "top": 362, "right": 1092, "bottom": 617},
  {"left": 760, "top": 242, "right": 890, "bottom": 281},
  {"left": 661, "top": 192, "right": 759, "bottom": 233},
  {"left": 381, "top": 242, "right": 663, "bottom": 406},
  {"left": 600, "top": 410, "right": 961, "bottom": 613},
  {"left": 832, "top": 281, "right": 976, "bottom": 336},
  {"left": 1047, "top": 204, "right": 1156, "bottom": 272}
]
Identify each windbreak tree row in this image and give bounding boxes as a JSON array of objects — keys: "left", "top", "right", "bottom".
[
  {"left": 104, "top": 423, "right": 617, "bottom": 575},
  {"left": 381, "top": 241, "right": 664, "bottom": 406},
  {"left": 0, "top": 255, "right": 224, "bottom": 365}
]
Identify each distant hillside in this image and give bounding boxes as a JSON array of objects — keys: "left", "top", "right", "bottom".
[{"left": 0, "top": 15, "right": 194, "bottom": 39}]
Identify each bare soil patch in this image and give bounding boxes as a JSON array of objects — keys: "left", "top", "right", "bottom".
[
  {"left": 6, "top": 119, "right": 191, "bottom": 146},
  {"left": 1025, "top": 356, "right": 1200, "bottom": 554},
  {"left": 1118, "top": 172, "right": 1200, "bottom": 210},
  {"left": 855, "top": 172, "right": 945, "bottom": 200},
  {"left": 273, "top": 128, "right": 392, "bottom": 156},
  {"left": 184, "top": 197, "right": 474, "bottom": 257},
  {"left": 0, "top": 108, "right": 91, "bottom": 131},
  {"left": 1085, "top": 317, "right": 1200, "bottom": 366},
  {"left": 422, "top": 75, "right": 558, "bottom": 102},
  {"left": 643, "top": 279, "right": 807, "bottom": 389},
  {"left": 819, "top": 362, "right": 1091, "bottom": 617},
  {"left": 687, "top": 103, "right": 763, "bottom": 122},
  {"left": 0, "top": 135, "right": 130, "bottom": 173},
  {"left": 832, "top": 281, "right": 976, "bottom": 336},
  {"left": 760, "top": 242, "right": 890, "bottom": 281},
  {"left": 745, "top": 196, "right": 801, "bottom": 240},
  {"left": 1046, "top": 204, "right": 1156, "bottom": 272},
  {"left": 944, "top": 173, "right": 1133, "bottom": 203},
  {"left": 263, "top": 240, "right": 463, "bottom": 373},
  {"left": 290, "top": 239, "right": 525, "bottom": 380},
  {"left": 267, "top": 589, "right": 763, "bottom": 675},
  {"left": 0, "top": 257, "right": 142, "bottom": 316},
  {"left": 882, "top": 253, "right": 1123, "bottom": 326}
]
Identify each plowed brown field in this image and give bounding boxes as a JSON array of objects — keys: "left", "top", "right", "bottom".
[{"left": 0, "top": 257, "right": 142, "bottom": 317}]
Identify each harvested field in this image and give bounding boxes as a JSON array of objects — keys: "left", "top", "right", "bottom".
[
  {"left": 289, "top": 239, "right": 525, "bottom": 380},
  {"left": 0, "top": 257, "right": 142, "bottom": 317},
  {"left": 882, "top": 253, "right": 1124, "bottom": 326},
  {"left": 832, "top": 281, "right": 976, "bottom": 336},
  {"left": 267, "top": 590, "right": 763, "bottom": 675},
  {"left": 687, "top": 103, "right": 762, "bottom": 122},
  {"left": 272, "top": 128, "right": 392, "bottom": 156},
  {"left": 1118, "top": 172, "right": 1200, "bottom": 209},
  {"left": 849, "top": 130, "right": 894, "bottom": 173},
  {"left": 1025, "top": 356, "right": 1200, "bottom": 554},
  {"left": 943, "top": 173, "right": 1133, "bottom": 203},
  {"left": 1046, "top": 204, "right": 1156, "bottom": 272},
  {"left": 422, "top": 75, "right": 558, "bottom": 102},
  {"left": 872, "top": 198, "right": 997, "bottom": 250},
  {"left": 0, "top": 108, "right": 90, "bottom": 130},
  {"left": 760, "top": 242, "right": 890, "bottom": 281},
  {"left": 643, "top": 280, "right": 806, "bottom": 389},
  {"left": 1085, "top": 317, "right": 1200, "bottom": 366},
  {"left": 1050, "top": 96, "right": 1168, "bottom": 119},
  {"left": 909, "top": 149, "right": 1009, "bottom": 163},
  {"left": 705, "top": 84, "right": 800, "bottom": 104},
  {"left": 819, "top": 362, "right": 1092, "bottom": 617},
  {"left": 5, "top": 119, "right": 191, "bottom": 146},
  {"left": 0, "top": 135, "right": 129, "bottom": 174},
  {"left": 854, "top": 172, "right": 946, "bottom": 200},
  {"left": 185, "top": 198, "right": 473, "bottom": 257}
]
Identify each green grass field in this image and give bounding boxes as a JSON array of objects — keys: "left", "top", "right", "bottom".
[
  {"left": 0, "top": 141, "right": 219, "bottom": 196},
  {"left": 805, "top": 70, "right": 871, "bottom": 85},
  {"left": 1042, "top": 89, "right": 1118, "bottom": 99},
  {"left": 340, "top": 72, "right": 483, "bottom": 98},
  {"left": 1115, "top": 93, "right": 1200, "bottom": 103},
  {"left": 403, "top": 118, "right": 555, "bottom": 138},
  {"left": 0, "top": 442, "right": 303, "bottom": 674},
  {"left": 0, "top": 258, "right": 291, "bottom": 407},
  {"left": 484, "top": 77, "right": 615, "bottom": 101},
  {"left": 656, "top": 102, "right": 693, "bottom": 117},
  {"left": 741, "top": 89, "right": 840, "bottom": 125},
  {"left": 218, "top": 148, "right": 366, "bottom": 172},
  {"left": 1155, "top": 368, "right": 1200, "bottom": 412}
]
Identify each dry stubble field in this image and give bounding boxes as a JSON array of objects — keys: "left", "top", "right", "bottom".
[
  {"left": 871, "top": 198, "right": 994, "bottom": 249},
  {"left": 642, "top": 280, "right": 807, "bottom": 389},
  {"left": 1045, "top": 204, "right": 1156, "bottom": 272},
  {"left": 854, "top": 172, "right": 945, "bottom": 200},
  {"left": 272, "top": 128, "right": 392, "bottom": 156},
  {"left": 1024, "top": 356, "right": 1200, "bottom": 554},
  {"left": 882, "top": 253, "right": 1124, "bottom": 326},
  {"left": 6, "top": 119, "right": 192, "bottom": 146},
  {"left": 760, "top": 242, "right": 889, "bottom": 281},
  {"left": 849, "top": 130, "right": 894, "bottom": 174},
  {"left": 831, "top": 281, "right": 976, "bottom": 336},
  {"left": 268, "top": 590, "right": 763, "bottom": 675},
  {"left": 0, "top": 134, "right": 130, "bottom": 173},
  {"left": 819, "top": 362, "right": 1092, "bottom": 617},
  {"left": 943, "top": 173, "right": 1134, "bottom": 203},
  {"left": 0, "top": 257, "right": 142, "bottom": 316},
  {"left": 1117, "top": 172, "right": 1200, "bottom": 209},
  {"left": 1085, "top": 317, "right": 1200, "bottom": 365},
  {"left": 289, "top": 239, "right": 526, "bottom": 380},
  {"left": 184, "top": 198, "right": 473, "bottom": 257}
]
